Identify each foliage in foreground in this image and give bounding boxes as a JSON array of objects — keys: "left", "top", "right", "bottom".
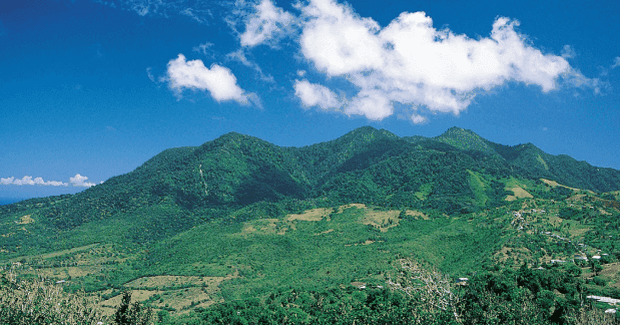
[
  {"left": 0, "top": 270, "right": 106, "bottom": 324},
  {"left": 3, "top": 260, "right": 620, "bottom": 325},
  {"left": 0, "top": 270, "right": 155, "bottom": 325}
]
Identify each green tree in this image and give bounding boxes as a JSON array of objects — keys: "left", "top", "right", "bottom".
[
  {"left": 591, "top": 261, "right": 603, "bottom": 276},
  {"left": 114, "top": 291, "right": 153, "bottom": 325}
]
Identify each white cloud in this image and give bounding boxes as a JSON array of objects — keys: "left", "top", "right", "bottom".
[
  {"left": 294, "top": 80, "right": 341, "bottom": 110},
  {"left": 193, "top": 42, "right": 214, "bottom": 56},
  {"left": 239, "top": 0, "right": 294, "bottom": 47},
  {"left": 411, "top": 114, "right": 427, "bottom": 124},
  {"left": 346, "top": 90, "right": 393, "bottom": 120},
  {"left": 96, "top": 0, "right": 216, "bottom": 23},
  {"left": 295, "top": 0, "right": 581, "bottom": 121},
  {"left": 0, "top": 177, "right": 13, "bottom": 185},
  {"left": 561, "top": 45, "right": 575, "bottom": 58},
  {"left": 1, "top": 176, "right": 68, "bottom": 187},
  {"left": 146, "top": 67, "right": 155, "bottom": 82},
  {"left": 70, "top": 174, "right": 97, "bottom": 188},
  {"left": 300, "top": 0, "right": 383, "bottom": 76},
  {"left": 562, "top": 45, "right": 577, "bottom": 59},
  {"left": 227, "top": 49, "right": 275, "bottom": 83},
  {"left": 180, "top": 7, "right": 208, "bottom": 24},
  {"left": 166, "top": 54, "right": 252, "bottom": 104},
  {"left": 612, "top": 57, "right": 620, "bottom": 69},
  {"left": 1, "top": 174, "right": 101, "bottom": 188}
]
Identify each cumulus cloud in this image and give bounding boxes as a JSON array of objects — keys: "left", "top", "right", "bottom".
[
  {"left": 294, "top": 79, "right": 341, "bottom": 110},
  {"left": 166, "top": 54, "right": 252, "bottom": 104},
  {"left": 70, "top": 174, "right": 97, "bottom": 187},
  {"left": 240, "top": 0, "right": 294, "bottom": 47},
  {"left": 294, "top": 0, "right": 582, "bottom": 121},
  {"left": 612, "top": 57, "right": 620, "bottom": 69},
  {"left": 411, "top": 114, "right": 427, "bottom": 124},
  {"left": 2, "top": 176, "right": 68, "bottom": 187},
  {"left": 1, "top": 174, "right": 100, "bottom": 188}
]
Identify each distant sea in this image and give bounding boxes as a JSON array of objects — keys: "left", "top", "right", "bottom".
[{"left": 0, "top": 197, "right": 26, "bottom": 206}]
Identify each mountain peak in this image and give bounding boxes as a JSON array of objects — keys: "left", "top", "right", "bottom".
[
  {"left": 341, "top": 126, "right": 398, "bottom": 141},
  {"left": 435, "top": 127, "right": 495, "bottom": 154},
  {"left": 440, "top": 126, "right": 480, "bottom": 138}
]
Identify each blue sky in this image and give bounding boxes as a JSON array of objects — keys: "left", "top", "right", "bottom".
[{"left": 1, "top": 0, "right": 619, "bottom": 199}]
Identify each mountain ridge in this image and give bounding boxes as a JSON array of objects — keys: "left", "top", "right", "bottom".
[{"left": 2, "top": 126, "right": 620, "bottom": 253}]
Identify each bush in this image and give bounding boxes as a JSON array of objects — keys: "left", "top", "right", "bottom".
[{"left": 592, "top": 276, "right": 609, "bottom": 286}]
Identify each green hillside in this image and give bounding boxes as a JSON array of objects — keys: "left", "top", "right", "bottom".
[{"left": 2, "top": 126, "right": 620, "bottom": 324}]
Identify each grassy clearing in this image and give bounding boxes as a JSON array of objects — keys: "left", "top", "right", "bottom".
[
  {"left": 34, "top": 243, "right": 101, "bottom": 260},
  {"left": 505, "top": 187, "right": 533, "bottom": 201},
  {"left": 31, "top": 265, "right": 98, "bottom": 279},
  {"left": 241, "top": 219, "right": 281, "bottom": 235},
  {"left": 345, "top": 239, "right": 377, "bottom": 247},
  {"left": 567, "top": 224, "right": 592, "bottom": 239},
  {"left": 157, "top": 287, "right": 216, "bottom": 314},
  {"left": 287, "top": 208, "right": 332, "bottom": 221},
  {"left": 406, "top": 210, "right": 429, "bottom": 220},
  {"left": 124, "top": 275, "right": 224, "bottom": 289},
  {"left": 415, "top": 183, "right": 432, "bottom": 200},
  {"left": 16, "top": 215, "right": 34, "bottom": 224},
  {"left": 467, "top": 170, "right": 488, "bottom": 206},
  {"left": 360, "top": 209, "right": 400, "bottom": 232},
  {"left": 98, "top": 273, "right": 237, "bottom": 315},
  {"left": 540, "top": 178, "right": 584, "bottom": 192},
  {"left": 503, "top": 177, "right": 534, "bottom": 201},
  {"left": 536, "top": 155, "right": 549, "bottom": 170},
  {"left": 547, "top": 215, "right": 564, "bottom": 227},
  {"left": 599, "top": 263, "right": 620, "bottom": 288},
  {"left": 337, "top": 204, "right": 366, "bottom": 213}
]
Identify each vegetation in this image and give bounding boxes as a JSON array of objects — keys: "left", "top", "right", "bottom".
[{"left": 2, "top": 126, "right": 620, "bottom": 323}]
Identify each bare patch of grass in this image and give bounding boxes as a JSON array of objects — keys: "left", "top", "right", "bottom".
[
  {"left": 16, "top": 214, "right": 34, "bottom": 224},
  {"left": 287, "top": 208, "right": 332, "bottom": 221},
  {"left": 505, "top": 186, "right": 533, "bottom": 201},
  {"left": 35, "top": 243, "right": 101, "bottom": 260},
  {"left": 598, "top": 262, "right": 620, "bottom": 288},
  {"left": 361, "top": 210, "right": 400, "bottom": 232},
  {"left": 32, "top": 265, "right": 98, "bottom": 279},
  {"left": 124, "top": 275, "right": 225, "bottom": 289},
  {"left": 337, "top": 204, "right": 367, "bottom": 213},
  {"left": 406, "top": 210, "right": 429, "bottom": 220},
  {"left": 241, "top": 219, "right": 285, "bottom": 235},
  {"left": 541, "top": 178, "right": 593, "bottom": 194},
  {"left": 345, "top": 240, "right": 377, "bottom": 247},
  {"left": 314, "top": 229, "right": 334, "bottom": 235}
]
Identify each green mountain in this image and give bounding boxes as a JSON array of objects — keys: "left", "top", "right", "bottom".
[
  {"left": 2, "top": 126, "right": 620, "bottom": 323},
  {"left": 2, "top": 125, "right": 620, "bottom": 255}
]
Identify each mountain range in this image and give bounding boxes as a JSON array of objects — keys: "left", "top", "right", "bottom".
[{"left": 2, "top": 126, "right": 620, "bottom": 321}]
